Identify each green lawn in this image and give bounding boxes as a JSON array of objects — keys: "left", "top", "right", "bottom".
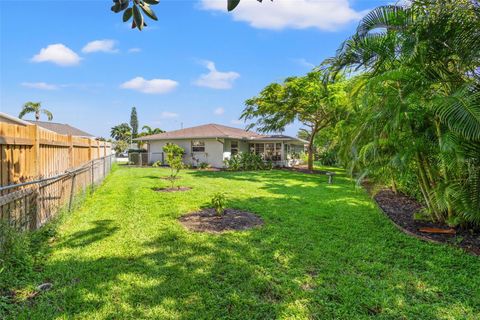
[{"left": 13, "top": 165, "right": 480, "bottom": 319}]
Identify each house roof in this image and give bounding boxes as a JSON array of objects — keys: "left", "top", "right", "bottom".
[
  {"left": 0, "top": 112, "right": 31, "bottom": 126},
  {"left": 136, "top": 123, "right": 307, "bottom": 144},
  {"left": 27, "top": 120, "right": 95, "bottom": 137}
]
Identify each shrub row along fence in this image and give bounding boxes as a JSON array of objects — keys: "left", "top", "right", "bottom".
[{"left": 0, "top": 122, "right": 113, "bottom": 230}]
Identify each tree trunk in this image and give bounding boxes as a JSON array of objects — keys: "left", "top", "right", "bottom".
[{"left": 307, "top": 128, "right": 316, "bottom": 171}]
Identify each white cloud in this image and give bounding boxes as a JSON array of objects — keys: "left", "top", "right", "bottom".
[
  {"left": 194, "top": 60, "right": 240, "bottom": 89},
  {"left": 293, "top": 58, "right": 315, "bottom": 68},
  {"left": 21, "top": 82, "right": 58, "bottom": 90},
  {"left": 214, "top": 107, "right": 225, "bottom": 115},
  {"left": 160, "top": 111, "right": 179, "bottom": 119},
  {"left": 82, "top": 39, "right": 119, "bottom": 53},
  {"left": 200, "top": 0, "right": 365, "bottom": 31},
  {"left": 31, "top": 44, "right": 81, "bottom": 66},
  {"left": 128, "top": 48, "right": 142, "bottom": 53},
  {"left": 120, "top": 77, "right": 178, "bottom": 94}
]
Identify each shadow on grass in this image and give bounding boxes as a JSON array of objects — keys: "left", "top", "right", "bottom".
[
  {"left": 59, "top": 219, "right": 119, "bottom": 249},
  {"left": 14, "top": 168, "right": 480, "bottom": 319}
]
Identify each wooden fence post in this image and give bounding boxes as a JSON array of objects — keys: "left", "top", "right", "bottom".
[
  {"left": 30, "top": 124, "right": 40, "bottom": 179},
  {"left": 67, "top": 134, "right": 73, "bottom": 168}
]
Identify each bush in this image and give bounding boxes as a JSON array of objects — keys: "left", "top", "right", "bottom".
[
  {"left": 318, "top": 150, "right": 338, "bottom": 166},
  {"left": 152, "top": 160, "right": 162, "bottom": 167},
  {"left": 224, "top": 153, "right": 270, "bottom": 171},
  {"left": 211, "top": 193, "right": 227, "bottom": 216},
  {"left": 198, "top": 162, "right": 209, "bottom": 170}
]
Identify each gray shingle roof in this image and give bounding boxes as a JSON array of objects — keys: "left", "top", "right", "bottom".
[
  {"left": 136, "top": 123, "right": 307, "bottom": 144},
  {"left": 137, "top": 123, "right": 265, "bottom": 140},
  {"left": 27, "top": 121, "right": 94, "bottom": 137}
]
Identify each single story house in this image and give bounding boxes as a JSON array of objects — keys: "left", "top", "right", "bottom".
[{"left": 136, "top": 123, "right": 307, "bottom": 168}]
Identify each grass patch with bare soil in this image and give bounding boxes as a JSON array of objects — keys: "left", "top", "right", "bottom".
[{"left": 179, "top": 208, "right": 263, "bottom": 233}]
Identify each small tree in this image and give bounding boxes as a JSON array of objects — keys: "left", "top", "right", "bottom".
[
  {"left": 211, "top": 192, "right": 227, "bottom": 216},
  {"left": 163, "top": 143, "right": 185, "bottom": 188}
]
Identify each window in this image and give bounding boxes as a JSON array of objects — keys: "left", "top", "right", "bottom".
[
  {"left": 255, "top": 143, "right": 264, "bottom": 156},
  {"left": 192, "top": 140, "right": 205, "bottom": 152},
  {"left": 231, "top": 141, "right": 239, "bottom": 155}
]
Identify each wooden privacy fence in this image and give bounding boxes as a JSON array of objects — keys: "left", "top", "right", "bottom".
[
  {"left": 0, "top": 121, "right": 114, "bottom": 230},
  {"left": 0, "top": 122, "right": 112, "bottom": 187}
]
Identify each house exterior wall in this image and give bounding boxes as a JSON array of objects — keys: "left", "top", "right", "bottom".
[
  {"left": 147, "top": 138, "right": 304, "bottom": 168},
  {"left": 148, "top": 138, "right": 227, "bottom": 168}
]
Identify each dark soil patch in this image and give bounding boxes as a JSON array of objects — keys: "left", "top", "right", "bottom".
[
  {"left": 153, "top": 187, "right": 191, "bottom": 193},
  {"left": 179, "top": 208, "right": 263, "bottom": 233},
  {"left": 373, "top": 189, "right": 480, "bottom": 255}
]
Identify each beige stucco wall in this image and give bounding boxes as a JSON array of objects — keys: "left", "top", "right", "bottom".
[{"left": 148, "top": 138, "right": 228, "bottom": 168}]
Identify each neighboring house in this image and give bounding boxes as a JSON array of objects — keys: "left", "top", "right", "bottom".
[
  {"left": 26, "top": 120, "right": 95, "bottom": 138},
  {"left": 136, "top": 123, "right": 307, "bottom": 168},
  {"left": 0, "top": 112, "right": 31, "bottom": 126}
]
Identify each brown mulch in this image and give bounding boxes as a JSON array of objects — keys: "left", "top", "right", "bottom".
[
  {"left": 373, "top": 189, "right": 480, "bottom": 255},
  {"left": 153, "top": 187, "right": 192, "bottom": 193},
  {"left": 179, "top": 208, "right": 263, "bottom": 233}
]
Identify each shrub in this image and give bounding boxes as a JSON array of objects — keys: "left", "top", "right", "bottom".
[
  {"left": 224, "top": 153, "right": 268, "bottom": 171},
  {"left": 163, "top": 144, "right": 185, "bottom": 188},
  {"left": 152, "top": 160, "right": 162, "bottom": 167},
  {"left": 211, "top": 193, "right": 227, "bottom": 216},
  {"left": 318, "top": 150, "right": 338, "bottom": 166},
  {"left": 199, "top": 162, "right": 209, "bottom": 170}
]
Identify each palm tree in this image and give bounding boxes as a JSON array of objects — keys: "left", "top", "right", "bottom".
[
  {"left": 326, "top": 0, "right": 480, "bottom": 225},
  {"left": 110, "top": 123, "right": 132, "bottom": 141},
  {"left": 140, "top": 125, "right": 164, "bottom": 135},
  {"left": 18, "top": 102, "right": 53, "bottom": 121}
]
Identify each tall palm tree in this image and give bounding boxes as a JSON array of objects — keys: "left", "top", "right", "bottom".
[{"left": 18, "top": 101, "right": 53, "bottom": 121}]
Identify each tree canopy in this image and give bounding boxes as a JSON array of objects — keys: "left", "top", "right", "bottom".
[{"left": 241, "top": 70, "right": 348, "bottom": 170}]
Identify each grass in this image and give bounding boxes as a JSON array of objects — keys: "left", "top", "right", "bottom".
[{"left": 8, "top": 165, "right": 480, "bottom": 319}]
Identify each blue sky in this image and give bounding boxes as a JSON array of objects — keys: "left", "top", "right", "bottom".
[{"left": 0, "top": 0, "right": 386, "bottom": 138}]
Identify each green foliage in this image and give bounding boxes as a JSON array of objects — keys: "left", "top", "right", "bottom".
[
  {"left": 163, "top": 144, "right": 185, "bottom": 188},
  {"left": 112, "top": 0, "right": 267, "bottom": 30},
  {"left": 18, "top": 101, "right": 53, "bottom": 121},
  {"left": 130, "top": 107, "right": 138, "bottom": 138},
  {"left": 210, "top": 192, "right": 227, "bottom": 216},
  {"left": 242, "top": 70, "right": 348, "bottom": 170},
  {"left": 140, "top": 125, "right": 164, "bottom": 136},
  {"left": 0, "top": 222, "right": 33, "bottom": 293},
  {"left": 198, "top": 162, "right": 209, "bottom": 170},
  {"left": 114, "top": 140, "right": 129, "bottom": 155},
  {"left": 224, "top": 153, "right": 269, "bottom": 171},
  {"left": 110, "top": 123, "right": 132, "bottom": 141},
  {"left": 152, "top": 160, "right": 162, "bottom": 167},
  {"left": 111, "top": 0, "right": 158, "bottom": 31},
  {"left": 326, "top": 0, "right": 480, "bottom": 226}
]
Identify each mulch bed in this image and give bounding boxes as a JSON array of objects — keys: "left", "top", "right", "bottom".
[
  {"left": 179, "top": 208, "right": 264, "bottom": 233},
  {"left": 153, "top": 187, "right": 192, "bottom": 193},
  {"left": 373, "top": 189, "right": 480, "bottom": 255}
]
